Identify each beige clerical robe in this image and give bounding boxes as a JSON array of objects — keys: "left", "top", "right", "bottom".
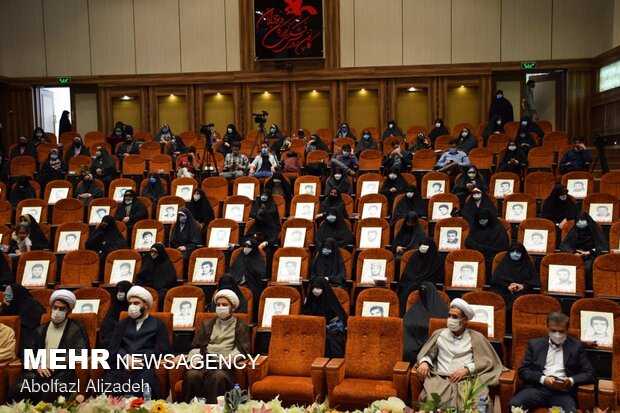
[{"left": 417, "top": 327, "right": 503, "bottom": 409}]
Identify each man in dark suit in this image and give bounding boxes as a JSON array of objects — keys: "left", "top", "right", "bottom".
[{"left": 509, "top": 312, "right": 596, "bottom": 412}]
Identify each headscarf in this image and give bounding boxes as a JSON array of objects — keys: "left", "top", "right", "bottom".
[
  {"left": 309, "top": 238, "right": 346, "bottom": 287},
  {"left": 540, "top": 184, "right": 579, "bottom": 224},
  {"left": 515, "top": 127, "right": 537, "bottom": 152},
  {"left": 392, "top": 185, "right": 426, "bottom": 223},
  {"left": 9, "top": 176, "right": 36, "bottom": 207},
  {"left": 32, "top": 127, "right": 48, "bottom": 145},
  {"left": 264, "top": 172, "right": 293, "bottom": 200},
  {"left": 428, "top": 118, "right": 449, "bottom": 145},
  {"left": 319, "top": 188, "right": 349, "bottom": 219},
  {"left": 355, "top": 130, "right": 378, "bottom": 154},
  {"left": 169, "top": 208, "right": 202, "bottom": 249},
  {"left": 315, "top": 207, "right": 354, "bottom": 248},
  {"left": 187, "top": 189, "right": 215, "bottom": 225},
  {"left": 19, "top": 214, "right": 49, "bottom": 250},
  {"left": 244, "top": 208, "right": 280, "bottom": 245},
  {"left": 140, "top": 173, "right": 167, "bottom": 202},
  {"left": 482, "top": 115, "right": 505, "bottom": 140},
  {"left": 464, "top": 207, "right": 510, "bottom": 258},
  {"left": 325, "top": 168, "right": 351, "bottom": 195},
  {"left": 398, "top": 236, "right": 444, "bottom": 312},
  {"left": 302, "top": 277, "right": 348, "bottom": 325},
  {"left": 229, "top": 239, "right": 265, "bottom": 302},
  {"left": 250, "top": 190, "right": 280, "bottom": 224},
  {"left": 460, "top": 188, "right": 498, "bottom": 225},
  {"left": 217, "top": 274, "right": 248, "bottom": 314},
  {"left": 135, "top": 243, "right": 177, "bottom": 293},
  {"left": 382, "top": 120, "right": 404, "bottom": 139},
  {"left": 559, "top": 212, "right": 608, "bottom": 255},
  {"left": 85, "top": 215, "right": 128, "bottom": 253},
  {"left": 499, "top": 139, "right": 527, "bottom": 173},
  {"left": 403, "top": 282, "right": 449, "bottom": 362},
  {"left": 100, "top": 280, "right": 133, "bottom": 345},
  {"left": 490, "top": 242, "right": 539, "bottom": 298},
  {"left": 380, "top": 168, "right": 408, "bottom": 199},
  {"left": 0, "top": 283, "right": 45, "bottom": 355},
  {"left": 453, "top": 166, "right": 489, "bottom": 201},
  {"left": 58, "top": 110, "right": 72, "bottom": 137},
  {"left": 91, "top": 146, "right": 115, "bottom": 173},
  {"left": 223, "top": 124, "right": 242, "bottom": 144},
  {"left": 0, "top": 254, "right": 13, "bottom": 288},
  {"left": 392, "top": 212, "right": 426, "bottom": 251},
  {"left": 76, "top": 173, "right": 103, "bottom": 200}
]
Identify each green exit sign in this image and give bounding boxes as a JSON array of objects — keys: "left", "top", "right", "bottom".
[
  {"left": 521, "top": 61, "right": 537, "bottom": 69},
  {"left": 57, "top": 77, "right": 71, "bottom": 84}
]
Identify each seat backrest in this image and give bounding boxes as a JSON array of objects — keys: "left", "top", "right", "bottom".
[
  {"left": 461, "top": 291, "right": 507, "bottom": 340},
  {"left": 52, "top": 198, "right": 84, "bottom": 225},
  {"left": 293, "top": 175, "right": 322, "bottom": 197},
  {"left": 16, "top": 199, "right": 47, "bottom": 225},
  {"left": 109, "top": 178, "right": 137, "bottom": 202},
  {"left": 344, "top": 316, "right": 403, "bottom": 380},
  {"left": 428, "top": 193, "right": 460, "bottom": 221},
  {"left": 583, "top": 193, "right": 619, "bottom": 224},
  {"left": 171, "top": 177, "right": 198, "bottom": 201},
  {"left": 561, "top": 171, "right": 594, "bottom": 199},
  {"left": 267, "top": 315, "right": 326, "bottom": 377},
  {"left": 280, "top": 218, "right": 314, "bottom": 247},
  {"left": 206, "top": 218, "right": 240, "bottom": 247},
  {"left": 412, "top": 149, "right": 437, "bottom": 170},
  {"left": 357, "top": 193, "right": 389, "bottom": 219},
  {"left": 405, "top": 289, "right": 451, "bottom": 312},
  {"left": 428, "top": 317, "right": 488, "bottom": 338},
  {"left": 503, "top": 193, "right": 537, "bottom": 222},
  {"left": 444, "top": 249, "right": 485, "bottom": 291},
  {"left": 517, "top": 218, "right": 556, "bottom": 254},
  {"left": 30, "top": 288, "right": 54, "bottom": 312},
  {"left": 433, "top": 217, "right": 470, "bottom": 252},
  {"left": 490, "top": 172, "right": 521, "bottom": 198},
  {"left": 355, "top": 218, "right": 390, "bottom": 249},
  {"left": 223, "top": 195, "right": 252, "bottom": 222},
  {"left": 44, "top": 180, "right": 73, "bottom": 205},
  {"left": 54, "top": 222, "right": 89, "bottom": 252},
  {"left": 434, "top": 135, "right": 452, "bottom": 152},
  {"left": 155, "top": 196, "right": 186, "bottom": 223},
  {"left": 257, "top": 286, "right": 302, "bottom": 329},
  {"left": 104, "top": 249, "right": 142, "bottom": 285},
  {"left": 355, "top": 173, "right": 383, "bottom": 197},
  {"left": 512, "top": 294, "right": 561, "bottom": 329},
  {"left": 87, "top": 198, "right": 119, "bottom": 224},
  {"left": 232, "top": 176, "right": 260, "bottom": 200},
  {"left": 421, "top": 172, "right": 450, "bottom": 198},
  {"left": 358, "top": 149, "right": 383, "bottom": 172},
  {"left": 73, "top": 287, "right": 112, "bottom": 325},
  {"left": 540, "top": 253, "right": 586, "bottom": 297},
  {"left": 163, "top": 285, "right": 206, "bottom": 314},
  {"left": 355, "top": 248, "right": 395, "bottom": 284},
  {"left": 355, "top": 288, "right": 399, "bottom": 317},
  {"left": 272, "top": 247, "right": 310, "bottom": 282},
  {"left": 509, "top": 324, "right": 550, "bottom": 372},
  {"left": 201, "top": 176, "right": 229, "bottom": 201},
  {"left": 16, "top": 251, "right": 57, "bottom": 287},
  {"left": 59, "top": 249, "right": 100, "bottom": 287},
  {"left": 39, "top": 313, "right": 98, "bottom": 348},
  {"left": 524, "top": 171, "right": 556, "bottom": 199},
  {"left": 610, "top": 222, "right": 620, "bottom": 251},
  {"left": 542, "top": 131, "right": 569, "bottom": 152},
  {"left": 187, "top": 247, "right": 226, "bottom": 284},
  {"left": 10, "top": 156, "right": 36, "bottom": 177},
  {"left": 600, "top": 171, "right": 620, "bottom": 198},
  {"left": 593, "top": 254, "right": 620, "bottom": 298},
  {"left": 569, "top": 297, "right": 620, "bottom": 340}
]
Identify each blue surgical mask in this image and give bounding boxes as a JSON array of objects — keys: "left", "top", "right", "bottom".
[
  {"left": 260, "top": 194, "right": 268, "bottom": 202},
  {"left": 576, "top": 220, "right": 588, "bottom": 229},
  {"left": 478, "top": 219, "right": 488, "bottom": 226},
  {"left": 261, "top": 148, "right": 269, "bottom": 155},
  {"left": 50, "top": 154, "right": 58, "bottom": 160},
  {"left": 270, "top": 127, "right": 276, "bottom": 133},
  {"left": 363, "top": 134, "right": 370, "bottom": 140},
  {"left": 342, "top": 151, "right": 350, "bottom": 157},
  {"left": 496, "top": 94, "right": 503, "bottom": 99},
  {"left": 326, "top": 215, "right": 336, "bottom": 223},
  {"left": 341, "top": 126, "right": 348, "bottom": 133},
  {"left": 178, "top": 215, "right": 187, "bottom": 223},
  {"left": 149, "top": 177, "right": 156, "bottom": 184},
  {"left": 4, "top": 292, "right": 13, "bottom": 302},
  {"left": 449, "top": 147, "right": 457, "bottom": 154},
  {"left": 510, "top": 251, "right": 522, "bottom": 261},
  {"left": 321, "top": 248, "right": 332, "bottom": 256}
]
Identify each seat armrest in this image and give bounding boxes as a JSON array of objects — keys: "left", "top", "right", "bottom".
[
  {"left": 577, "top": 383, "right": 594, "bottom": 393},
  {"left": 598, "top": 379, "right": 617, "bottom": 411},
  {"left": 499, "top": 370, "right": 517, "bottom": 413},
  {"left": 310, "top": 357, "right": 329, "bottom": 401},
  {"left": 247, "top": 355, "right": 269, "bottom": 386},
  {"left": 499, "top": 369, "right": 515, "bottom": 384},
  {"left": 393, "top": 361, "right": 410, "bottom": 401},
  {"left": 393, "top": 361, "right": 410, "bottom": 375},
  {"left": 576, "top": 383, "right": 596, "bottom": 412},
  {"left": 311, "top": 357, "right": 329, "bottom": 371},
  {"left": 325, "top": 358, "right": 345, "bottom": 396},
  {"left": 168, "top": 355, "right": 188, "bottom": 391},
  {"left": 599, "top": 379, "right": 615, "bottom": 394}
]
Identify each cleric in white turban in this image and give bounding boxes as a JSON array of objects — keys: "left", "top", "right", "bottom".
[
  {"left": 181, "top": 289, "right": 251, "bottom": 403},
  {"left": 8, "top": 290, "right": 90, "bottom": 403},
  {"left": 414, "top": 298, "right": 503, "bottom": 409},
  {"left": 99, "top": 285, "right": 172, "bottom": 399}
]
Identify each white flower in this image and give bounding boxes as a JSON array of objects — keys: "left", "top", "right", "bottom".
[
  {"left": 57, "top": 396, "right": 66, "bottom": 404},
  {"left": 511, "top": 407, "right": 528, "bottom": 413}
]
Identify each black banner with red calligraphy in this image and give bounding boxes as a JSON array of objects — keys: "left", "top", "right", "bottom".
[{"left": 254, "top": 0, "right": 324, "bottom": 60}]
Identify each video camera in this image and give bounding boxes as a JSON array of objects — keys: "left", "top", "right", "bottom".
[
  {"left": 199, "top": 123, "right": 214, "bottom": 136},
  {"left": 253, "top": 111, "right": 269, "bottom": 124}
]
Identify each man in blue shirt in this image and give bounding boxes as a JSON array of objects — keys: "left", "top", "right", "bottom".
[
  {"left": 559, "top": 137, "right": 592, "bottom": 174},
  {"left": 435, "top": 139, "right": 470, "bottom": 175}
]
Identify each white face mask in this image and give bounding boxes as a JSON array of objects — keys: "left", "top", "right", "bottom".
[
  {"left": 549, "top": 331, "right": 567, "bottom": 345},
  {"left": 216, "top": 306, "right": 231, "bottom": 319},
  {"left": 558, "top": 194, "right": 567, "bottom": 201},
  {"left": 51, "top": 309, "right": 67, "bottom": 324},
  {"left": 461, "top": 132, "right": 468, "bottom": 138},
  {"left": 435, "top": 122, "right": 441, "bottom": 128},
  {"left": 508, "top": 145, "right": 516, "bottom": 151},
  {"left": 117, "top": 292, "right": 126, "bottom": 301},
  {"left": 418, "top": 245, "right": 429, "bottom": 254},
  {"left": 193, "top": 194, "right": 201, "bottom": 201},
  {"left": 406, "top": 192, "right": 414, "bottom": 199},
  {"left": 389, "top": 173, "right": 397, "bottom": 180},
  {"left": 472, "top": 193, "right": 482, "bottom": 200},
  {"left": 447, "top": 317, "right": 463, "bottom": 332},
  {"left": 227, "top": 128, "right": 233, "bottom": 134},
  {"left": 334, "top": 174, "right": 342, "bottom": 180},
  {"left": 496, "top": 120, "right": 502, "bottom": 125},
  {"left": 243, "top": 247, "right": 252, "bottom": 255},
  {"left": 128, "top": 304, "right": 144, "bottom": 319},
  {"left": 312, "top": 288, "right": 323, "bottom": 297}
]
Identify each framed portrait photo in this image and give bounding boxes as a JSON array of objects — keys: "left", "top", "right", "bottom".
[
  {"left": 192, "top": 258, "right": 218, "bottom": 283},
  {"left": 109, "top": 259, "right": 136, "bottom": 284},
  {"left": 360, "top": 259, "right": 387, "bottom": 284},
  {"left": 57, "top": 231, "right": 81, "bottom": 252},
  {"left": 276, "top": 256, "right": 302, "bottom": 283},
  {"left": 172, "top": 297, "right": 198, "bottom": 328},
  {"left": 48, "top": 187, "right": 69, "bottom": 205},
  {"left": 261, "top": 297, "right": 291, "bottom": 328},
  {"left": 236, "top": 183, "right": 256, "bottom": 200},
  {"left": 567, "top": 179, "right": 588, "bottom": 199},
  {"left": 175, "top": 185, "right": 194, "bottom": 202},
  {"left": 89, "top": 206, "right": 110, "bottom": 224},
  {"left": 112, "top": 186, "right": 133, "bottom": 202},
  {"left": 451, "top": 261, "right": 479, "bottom": 288},
  {"left": 208, "top": 227, "right": 231, "bottom": 248},
  {"left": 294, "top": 202, "right": 315, "bottom": 220},
  {"left": 580, "top": 310, "right": 613, "bottom": 347},
  {"left": 300, "top": 182, "right": 317, "bottom": 196},
  {"left": 134, "top": 228, "right": 157, "bottom": 251},
  {"left": 505, "top": 201, "right": 528, "bottom": 222},
  {"left": 224, "top": 204, "right": 245, "bottom": 222},
  {"left": 547, "top": 264, "right": 577, "bottom": 293},
  {"left": 23, "top": 207, "right": 42, "bottom": 223},
  {"left": 426, "top": 180, "right": 445, "bottom": 197},
  {"left": 432, "top": 202, "right": 453, "bottom": 221},
  {"left": 74, "top": 299, "right": 100, "bottom": 315},
  {"left": 361, "top": 203, "right": 382, "bottom": 219},
  {"left": 361, "top": 301, "right": 390, "bottom": 317},
  {"left": 493, "top": 179, "right": 514, "bottom": 199},
  {"left": 22, "top": 260, "right": 50, "bottom": 287},
  {"left": 359, "top": 227, "right": 382, "bottom": 249},
  {"left": 283, "top": 227, "right": 306, "bottom": 248},
  {"left": 158, "top": 204, "right": 179, "bottom": 223},
  {"left": 470, "top": 304, "right": 495, "bottom": 337},
  {"left": 523, "top": 229, "right": 548, "bottom": 254},
  {"left": 360, "top": 181, "right": 380, "bottom": 197},
  {"left": 589, "top": 203, "right": 613, "bottom": 223},
  {"left": 438, "top": 227, "right": 462, "bottom": 251}
]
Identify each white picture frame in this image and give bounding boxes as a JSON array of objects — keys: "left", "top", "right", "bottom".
[
  {"left": 361, "top": 203, "right": 382, "bottom": 219},
  {"left": 57, "top": 231, "right": 81, "bottom": 252},
  {"left": 493, "top": 179, "right": 514, "bottom": 199},
  {"left": 208, "top": 227, "right": 231, "bottom": 248},
  {"left": 426, "top": 180, "right": 445, "bottom": 197},
  {"left": 261, "top": 297, "right": 291, "bottom": 328},
  {"left": 22, "top": 260, "right": 49, "bottom": 287},
  {"left": 175, "top": 185, "right": 194, "bottom": 202},
  {"left": 589, "top": 203, "right": 613, "bottom": 223},
  {"left": 109, "top": 259, "right": 136, "bottom": 284},
  {"left": 451, "top": 261, "right": 479, "bottom": 288},
  {"left": 192, "top": 258, "right": 218, "bottom": 283},
  {"left": 432, "top": 202, "right": 453, "bottom": 221},
  {"left": 134, "top": 228, "right": 156, "bottom": 251},
  {"left": 283, "top": 227, "right": 306, "bottom": 248},
  {"left": 23, "top": 207, "right": 42, "bottom": 223},
  {"left": 277, "top": 256, "right": 302, "bottom": 283},
  {"left": 360, "top": 181, "right": 380, "bottom": 197},
  {"left": 438, "top": 227, "right": 462, "bottom": 251},
  {"left": 360, "top": 259, "right": 387, "bottom": 284},
  {"left": 470, "top": 304, "right": 495, "bottom": 337},
  {"left": 89, "top": 206, "right": 110, "bottom": 224},
  {"left": 236, "top": 183, "right": 255, "bottom": 200},
  {"left": 48, "top": 187, "right": 69, "bottom": 205},
  {"left": 74, "top": 299, "right": 100, "bottom": 315},
  {"left": 505, "top": 201, "right": 528, "bottom": 222},
  {"left": 580, "top": 310, "right": 613, "bottom": 347},
  {"left": 361, "top": 301, "right": 390, "bottom": 317},
  {"left": 548, "top": 264, "right": 577, "bottom": 293},
  {"left": 294, "top": 203, "right": 315, "bottom": 220},
  {"left": 172, "top": 297, "right": 198, "bottom": 328},
  {"left": 158, "top": 204, "right": 179, "bottom": 223},
  {"left": 112, "top": 186, "right": 133, "bottom": 202},
  {"left": 567, "top": 179, "right": 588, "bottom": 199},
  {"left": 523, "top": 229, "right": 548, "bottom": 254},
  {"left": 300, "top": 182, "right": 317, "bottom": 196},
  {"left": 359, "top": 227, "right": 382, "bottom": 249},
  {"left": 225, "top": 204, "right": 245, "bottom": 222}
]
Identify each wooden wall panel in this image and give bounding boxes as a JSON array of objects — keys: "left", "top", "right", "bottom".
[
  {"left": 225, "top": 0, "right": 241, "bottom": 71},
  {"left": 179, "top": 0, "right": 227, "bottom": 73},
  {"left": 553, "top": 0, "right": 614, "bottom": 59},
  {"left": 501, "top": 0, "right": 552, "bottom": 62},
  {"left": 339, "top": 0, "right": 355, "bottom": 68},
  {"left": 451, "top": 0, "right": 500, "bottom": 64},
  {"left": 0, "top": 0, "right": 46, "bottom": 77},
  {"left": 43, "top": 0, "right": 92, "bottom": 76},
  {"left": 74, "top": 92, "right": 99, "bottom": 136},
  {"left": 615, "top": 0, "right": 620, "bottom": 47},
  {"left": 567, "top": 71, "right": 594, "bottom": 138},
  {"left": 89, "top": 0, "right": 136, "bottom": 75},
  {"left": 134, "top": 0, "right": 181, "bottom": 74},
  {"left": 402, "top": 0, "right": 451, "bottom": 65},
  {"left": 353, "top": 0, "right": 402, "bottom": 67}
]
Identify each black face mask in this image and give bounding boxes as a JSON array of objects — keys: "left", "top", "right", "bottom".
[{"left": 19, "top": 141, "right": 27, "bottom": 147}]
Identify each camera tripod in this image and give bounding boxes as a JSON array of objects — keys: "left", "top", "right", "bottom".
[{"left": 200, "top": 125, "right": 220, "bottom": 176}]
